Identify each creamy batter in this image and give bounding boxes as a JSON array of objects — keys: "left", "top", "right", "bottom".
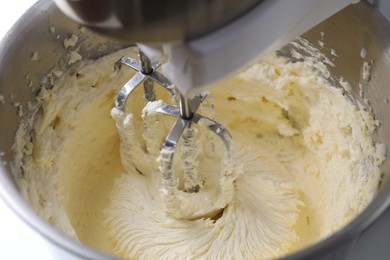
[{"left": 14, "top": 41, "right": 385, "bottom": 259}]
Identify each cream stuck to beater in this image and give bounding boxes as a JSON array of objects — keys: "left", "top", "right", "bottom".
[{"left": 13, "top": 39, "right": 385, "bottom": 259}]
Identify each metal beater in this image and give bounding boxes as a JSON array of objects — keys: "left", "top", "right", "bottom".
[{"left": 113, "top": 49, "right": 233, "bottom": 218}]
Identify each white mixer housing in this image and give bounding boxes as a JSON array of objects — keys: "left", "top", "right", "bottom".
[{"left": 161, "top": 0, "right": 356, "bottom": 97}]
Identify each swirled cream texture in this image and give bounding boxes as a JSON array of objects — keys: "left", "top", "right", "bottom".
[{"left": 15, "top": 42, "right": 384, "bottom": 259}]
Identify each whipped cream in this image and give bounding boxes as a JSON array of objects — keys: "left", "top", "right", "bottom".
[{"left": 13, "top": 41, "right": 384, "bottom": 259}]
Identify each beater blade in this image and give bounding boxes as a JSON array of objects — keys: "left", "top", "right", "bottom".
[{"left": 112, "top": 49, "right": 238, "bottom": 220}]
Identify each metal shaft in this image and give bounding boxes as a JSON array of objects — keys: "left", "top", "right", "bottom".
[
  {"left": 139, "top": 50, "right": 152, "bottom": 74},
  {"left": 139, "top": 50, "right": 156, "bottom": 102},
  {"left": 179, "top": 94, "right": 193, "bottom": 119}
]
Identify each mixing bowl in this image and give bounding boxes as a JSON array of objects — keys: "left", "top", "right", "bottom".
[{"left": 0, "top": 1, "right": 389, "bottom": 259}]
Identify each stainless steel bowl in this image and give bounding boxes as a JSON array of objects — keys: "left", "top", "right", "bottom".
[{"left": 0, "top": 1, "right": 389, "bottom": 259}]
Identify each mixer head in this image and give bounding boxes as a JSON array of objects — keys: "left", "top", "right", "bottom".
[{"left": 54, "top": 0, "right": 355, "bottom": 96}]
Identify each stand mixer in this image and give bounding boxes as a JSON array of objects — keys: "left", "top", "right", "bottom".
[
  {"left": 53, "top": 0, "right": 356, "bottom": 219},
  {"left": 1, "top": 1, "right": 390, "bottom": 259}
]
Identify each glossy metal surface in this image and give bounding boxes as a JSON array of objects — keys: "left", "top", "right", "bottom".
[
  {"left": 0, "top": 1, "right": 389, "bottom": 259},
  {"left": 53, "top": 0, "right": 264, "bottom": 42},
  {"left": 115, "top": 56, "right": 165, "bottom": 111}
]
